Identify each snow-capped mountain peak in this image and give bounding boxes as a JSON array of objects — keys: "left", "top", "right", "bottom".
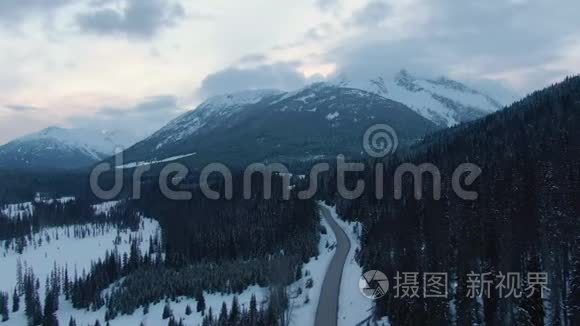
[
  {"left": 354, "top": 69, "right": 506, "bottom": 127},
  {"left": 148, "top": 89, "right": 284, "bottom": 150},
  {"left": 18, "top": 127, "right": 135, "bottom": 158},
  {"left": 0, "top": 126, "right": 141, "bottom": 170},
  {"left": 199, "top": 89, "right": 284, "bottom": 111}
]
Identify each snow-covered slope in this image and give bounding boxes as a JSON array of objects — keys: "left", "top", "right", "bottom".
[
  {"left": 0, "top": 216, "right": 162, "bottom": 326},
  {"left": 149, "top": 89, "right": 283, "bottom": 151},
  {"left": 0, "top": 126, "right": 140, "bottom": 170},
  {"left": 355, "top": 70, "right": 506, "bottom": 127}
]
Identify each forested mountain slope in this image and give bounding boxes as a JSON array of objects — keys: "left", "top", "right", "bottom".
[{"left": 332, "top": 76, "right": 580, "bottom": 325}]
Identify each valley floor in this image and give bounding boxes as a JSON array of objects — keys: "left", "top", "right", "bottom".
[{"left": 1, "top": 200, "right": 390, "bottom": 326}]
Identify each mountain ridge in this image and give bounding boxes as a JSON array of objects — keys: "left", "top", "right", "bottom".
[
  {"left": 113, "top": 83, "right": 440, "bottom": 170},
  {"left": 0, "top": 72, "right": 505, "bottom": 171},
  {"left": 0, "top": 126, "right": 139, "bottom": 170},
  {"left": 355, "top": 69, "right": 506, "bottom": 126}
]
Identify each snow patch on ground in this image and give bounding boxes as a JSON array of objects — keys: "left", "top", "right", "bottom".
[
  {"left": 36, "top": 196, "right": 76, "bottom": 204},
  {"left": 1, "top": 196, "right": 76, "bottom": 219},
  {"left": 2, "top": 198, "right": 123, "bottom": 220},
  {"left": 1, "top": 202, "right": 33, "bottom": 219},
  {"left": 115, "top": 152, "right": 196, "bottom": 169},
  {"left": 92, "top": 200, "right": 121, "bottom": 215},
  {"left": 326, "top": 111, "right": 340, "bottom": 120}
]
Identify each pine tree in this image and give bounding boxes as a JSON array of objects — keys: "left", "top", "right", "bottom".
[
  {"left": 249, "top": 294, "right": 258, "bottom": 324},
  {"left": 63, "top": 268, "right": 70, "bottom": 300},
  {"left": 12, "top": 288, "right": 19, "bottom": 312},
  {"left": 68, "top": 317, "right": 77, "bottom": 326},
  {"left": 43, "top": 289, "right": 58, "bottom": 326},
  {"left": 229, "top": 296, "right": 240, "bottom": 324},
  {"left": 16, "top": 259, "right": 23, "bottom": 295},
  {"left": 568, "top": 241, "right": 580, "bottom": 325},
  {"left": 162, "top": 301, "right": 173, "bottom": 319},
  {"left": 218, "top": 302, "right": 228, "bottom": 325},
  {"left": 24, "top": 275, "right": 43, "bottom": 326},
  {"left": 207, "top": 307, "right": 214, "bottom": 325},
  {"left": 295, "top": 266, "right": 302, "bottom": 281},
  {"left": 196, "top": 291, "right": 206, "bottom": 314},
  {"left": 185, "top": 304, "right": 192, "bottom": 316},
  {"left": 31, "top": 295, "right": 43, "bottom": 326},
  {"left": 0, "top": 292, "right": 9, "bottom": 322},
  {"left": 42, "top": 313, "right": 59, "bottom": 326}
]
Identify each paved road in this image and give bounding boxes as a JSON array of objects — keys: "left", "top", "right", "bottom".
[{"left": 314, "top": 206, "right": 351, "bottom": 326}]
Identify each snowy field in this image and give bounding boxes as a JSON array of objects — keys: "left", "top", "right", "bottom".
[
  {"left": 0, "top": 206, "right": 275, "bottom": 326},
  {"left": 51, "top": 285, "right": 269, "bottom": 326},
  {"left": 0, "top": 199, "right": 161, "bottom": 325},
  {"left": 1, "top": 216, "right": 162, "bottom": 325},
  {"left": 0, "top": 200, "right": 338, "bottom": 325},
  {"left": 1, "top": 195, "right": 76, "bottom": 219}
]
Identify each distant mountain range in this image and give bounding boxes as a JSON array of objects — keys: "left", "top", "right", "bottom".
[
  {"left": 112, "top": 71, "right": 508, "bottom": 170},
  {"left": 0, "top": 127, "right": 138, "bottom": 170},
  {"left": 0, "top": 70, "right": 508, "bottom": 171}
]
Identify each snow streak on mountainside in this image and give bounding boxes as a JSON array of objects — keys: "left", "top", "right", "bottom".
[
  {"left": 355, "top": 70, "right": 506, "bottom": 126},
  {"left": 0, "top": 127, "right": 140, "bottom": 170}
]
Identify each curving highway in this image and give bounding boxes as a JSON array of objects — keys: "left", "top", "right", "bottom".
[{"left": 314, "top": 206, "right": 351, "bottom": 326}]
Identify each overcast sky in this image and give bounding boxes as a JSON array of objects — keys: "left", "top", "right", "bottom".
[{"left": 1, "top": 0, "right": 579, "bottom": 144}]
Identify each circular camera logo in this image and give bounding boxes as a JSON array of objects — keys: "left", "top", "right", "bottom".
[
  {"left": 359, "top": 270, "right": 389, "bottom": 300},
  {"left": 363, "top": 124, "right": 398, "bottom": 158}
]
